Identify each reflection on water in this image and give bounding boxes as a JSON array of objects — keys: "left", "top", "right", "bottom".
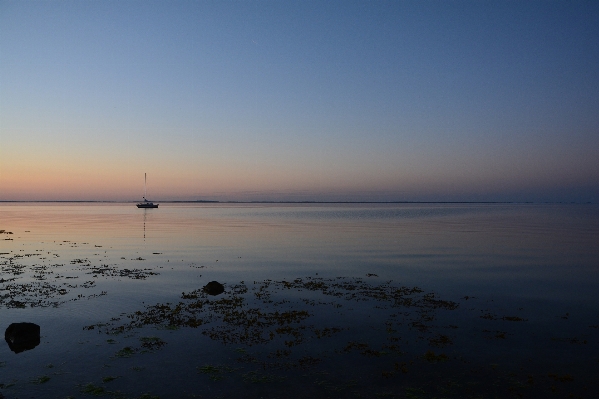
[{"left": 0, "top": 203, "right": 598, "bottom": 398}]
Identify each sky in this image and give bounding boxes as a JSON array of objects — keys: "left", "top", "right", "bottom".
[{"left": 1, "top": 0, "right": 598, "bottom": 202}]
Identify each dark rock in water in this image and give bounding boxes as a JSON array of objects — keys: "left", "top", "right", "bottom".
[
  {"left": 203, "top": 281, "right": 225, "bottom": 296},
  {"left": 5, "top": 322, "right": 41, "bottom": 354}
]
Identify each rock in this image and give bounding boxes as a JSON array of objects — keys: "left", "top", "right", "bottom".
[
  {"left": 203, "top": 281, "right": 225, "bottom": 296},
  {"left": 5, "top": 322, "right": 41, "bottom": 354}
]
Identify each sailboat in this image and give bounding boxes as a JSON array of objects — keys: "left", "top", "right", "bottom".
[{"left": 136, "top": 173, "right": 159, "bottom": 208}]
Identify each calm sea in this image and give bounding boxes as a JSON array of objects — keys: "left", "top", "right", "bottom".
[{"left": 1, "top": 203, "right": 598, "bottom": 398}]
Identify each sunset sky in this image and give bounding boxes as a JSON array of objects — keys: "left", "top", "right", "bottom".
[{"left": 1, "top": 0, "right": 598, "bottom": 202}]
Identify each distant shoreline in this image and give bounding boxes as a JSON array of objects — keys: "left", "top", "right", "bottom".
[{"left": 0, "top": 200, "right": 593, "bottom": 204}]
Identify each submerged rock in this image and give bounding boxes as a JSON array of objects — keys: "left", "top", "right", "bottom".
[
  {"left": 5, "top": 322, "right": 41, "bottom": 354},
  {"left": 203, "top": 281, "right": 225, "bottom": 296}
]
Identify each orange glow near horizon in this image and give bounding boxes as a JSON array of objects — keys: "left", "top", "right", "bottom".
[
  {"left": 2, "top": 159, "right": 596, "bottom": 202},
  {"left": 1, "top": 125, "right": 598, "bottom": 202}
]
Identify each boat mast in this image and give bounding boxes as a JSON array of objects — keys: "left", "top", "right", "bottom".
[{"left": 144, "top": 173, "right": 147, "bottom": 200}]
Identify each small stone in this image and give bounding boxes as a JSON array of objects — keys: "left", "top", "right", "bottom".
[
  {"left": 5, "top": 322, "right": 41, "bottom": 354},
  {"left": 203, "top": 281, "right": 225, "bottom": 296}
]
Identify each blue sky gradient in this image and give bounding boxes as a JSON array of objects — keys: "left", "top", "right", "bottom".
[{"left": 1, "top": 1, "right": 598, "bottom": 201}]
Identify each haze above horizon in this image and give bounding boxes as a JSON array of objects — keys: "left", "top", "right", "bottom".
[{"left": 1, "top": 1, "right": 598, "bottom": 203}]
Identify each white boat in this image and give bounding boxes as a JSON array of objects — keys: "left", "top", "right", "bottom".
[{"left": 136, "top": 174, "right": 159, "bottom": 208}]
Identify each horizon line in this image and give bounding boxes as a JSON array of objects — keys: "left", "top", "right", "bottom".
[{"left": 0, "top": 200, "right": 595, "bottom": 205}]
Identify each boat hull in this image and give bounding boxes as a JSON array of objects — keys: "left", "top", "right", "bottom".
[{"left": 136, "top": 203, "right": 159, "bottom": 208}]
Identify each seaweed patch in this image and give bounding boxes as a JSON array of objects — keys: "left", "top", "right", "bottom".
[{"left": 0, "top": 243, "right": 158, "bottom": 308}]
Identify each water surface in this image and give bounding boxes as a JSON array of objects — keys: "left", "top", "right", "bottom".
[{"left": 1, "top": 203, "right": 598, "bottom": 398}]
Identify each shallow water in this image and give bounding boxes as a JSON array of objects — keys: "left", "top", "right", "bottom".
[{"left": 1, "top": 203, "right": 598, "bottom": 398}]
